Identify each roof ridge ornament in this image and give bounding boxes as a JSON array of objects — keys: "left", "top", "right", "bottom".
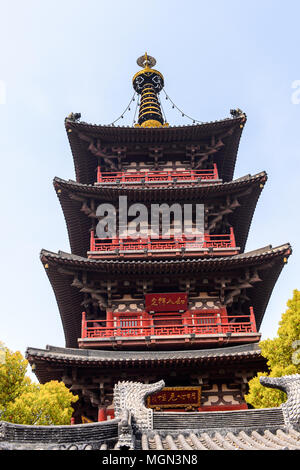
[
  {"left": 260, "top": 374, "right": 300, "bottom": 428},
  {"left": 113, "top": 379, "right": 165, "bottom": 431},
  {"left": 230, "top": 108, "right": 244, "bottom": 118},
  {"left": 65, "top": 112, "right": 81, "bottom": 124}
]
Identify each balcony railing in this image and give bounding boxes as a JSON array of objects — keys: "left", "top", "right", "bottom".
[
  {"left": 80, "top": 309, "right": 257, "bottom": 341},
  {"left": 96, "top": 165, "right": 219, "bottom": 185},
  {"left": 89, "top": 228, "right": 237, "bottom": 256}
]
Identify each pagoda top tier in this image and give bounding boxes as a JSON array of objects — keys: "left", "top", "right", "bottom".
[
  {"left": 65, "top": 114, "right": 246, "bottom": 185},
  {"left": 64, "top": 54, "right": 247, "bottom": 184}
]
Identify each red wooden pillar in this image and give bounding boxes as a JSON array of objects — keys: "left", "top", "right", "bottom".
[
  {"left": 182, "top": 315, "right": 188, "bottom": 334},
  {"left": 220, "top": 307, "right": 228, "bottom": 324},
  {"left": 90, "top": 230, "right": 95, "bottom": 251},
  {"left": 142, "top": 311, "right": 151, "bottom": 333},
  {"left": 106, "top": 310, "right": 113, "bottom": 331},
  {"left": 229, "top": 227, "right": 236, "bottom": 247},
  {"left": 203, "top": 232, "right": 209, "bottom": 249},
  {"left": 183, "top": 310, "right": 192, "bottom": 334},
  {"left": 98, "top": 407, "right": 107, "bottom": 422},
  {"left": 249, "top": 306, "right": 257, "bottom": 332},
  {"left": 150, "top": 316, "right": 155, "bottom": 335},
  {"left": 213, "top": 163, "right": 218, "bottom": 179},
  {"left": 217, "top": 313, "right": 222, "bottom": 334},
  {"left": 147, "top": 235, "right": 151, "bottom": 251},
  {"left": 81, "top": 312, "right": 87, "bottom": 338},
  {"left": 97, "top": 165, "right": 102, "bottom": 183}
]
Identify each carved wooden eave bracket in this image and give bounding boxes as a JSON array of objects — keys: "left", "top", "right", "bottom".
[
  {"left": 66, "top": 194, "right": 98, "bottom": 219},
  {"left": 186, "top": 127, "right": 235, "bottom": 169},
  {"left": 71, "top": 277, "right": 108, "bottom": 309},
  {"left": 148, "top": 146, "right": 164, "bottom": 169},
  {"left": 77, "top": 132, "right": 120, "bottom": 170},
  {"left": 207, "top": 195, "right": 241, "bottom": 232},
  {"left": 215, "top": 268, "right": 262, "bottom": 306},
  {"left": 80, "top": 201, "right": 97, "bottom": 219}
]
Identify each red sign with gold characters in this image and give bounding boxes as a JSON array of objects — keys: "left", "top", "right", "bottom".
[
  {"left": 147, "top": 387, "right": 202, "bottom": 410},
  {"left": 145, "top": 292, "right": 188, "bottom": 312}
]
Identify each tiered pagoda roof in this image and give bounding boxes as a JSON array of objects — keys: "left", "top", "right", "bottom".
[
  {"left": 54, "top": 171, "right": 267, "bottom": 257},
  {"left": 40, "top": 243, "right": 291, "bottom": 349},
  {"left": 27, "top": 343, "right": 265, "bottom": 384}
]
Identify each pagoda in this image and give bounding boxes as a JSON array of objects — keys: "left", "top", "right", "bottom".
[{"left": 27, "top": 54, "right": 292, "bottom": 423}]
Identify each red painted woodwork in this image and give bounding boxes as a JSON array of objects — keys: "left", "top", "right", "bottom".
[
  {"left": 89, "top": 228, "right": 236, "bottom": 254},
  {"left": 80, "top": 308, "right": 257, "bottom": 340},
  {"left": 96, "top": 164, "right": 219, "bottom": 184},
  {"left": 197, "top": 404, "right": 248, "bottom": 412},
  {"left": 97, "top": 407, "right": 107, "bottom": 422},
  {"left": 146, "top": 404, "right": 249, "bottom": 412},
  {"left": 106, "top": 409, "right": 115, "bottom": 420}
]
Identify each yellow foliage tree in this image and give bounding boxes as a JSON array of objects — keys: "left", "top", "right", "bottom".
[
  {"left": 0, "top": 345, "right": 78, "bottom": 425},
  {"left": 245, "top": 289, "right": 300, "bottom": 408}
]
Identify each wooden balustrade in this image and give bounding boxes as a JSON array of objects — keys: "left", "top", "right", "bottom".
[
  {"left": 81, "top": 309, "right": 257, "bottom": 340},
  {"left": 89, "top": 228, "right": 236, "bottom": 253},
  {"left": 96, "top": 165, "right": 219, "bottom": 184}
]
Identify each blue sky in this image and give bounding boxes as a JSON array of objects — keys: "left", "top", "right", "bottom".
[{"left": 0, "top": 0, "right": 299, "bottom": 361}]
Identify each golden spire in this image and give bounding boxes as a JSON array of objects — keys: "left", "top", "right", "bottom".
[{"left": 133, "top": 53, "right": 168, "bottom": 128}]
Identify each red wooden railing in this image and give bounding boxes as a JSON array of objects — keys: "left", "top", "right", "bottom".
[
  {"left": 89, "top": 228, "right": 236, "bottom": 253},
  {"left": 96, "top": 165, "right": 219, "bottom": 184},
  {"left": 81, "top": 308, "right": 257, "bottom": 340}
]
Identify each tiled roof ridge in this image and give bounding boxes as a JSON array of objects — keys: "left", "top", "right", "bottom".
[
  {"left": 2, "top": 374, "right": 300, "bottom": 450},
  {"left": 52, "top": 170, "right": 267, "bottom": 193},
  {"left": 26, "top": 342, "right": 262, "bottom": 362},
  {"left": 65, "top": 113, "right": 246, "bottom": 131},
  {"left": 40, "top": 242, "right": 291, "bottom": 267}
]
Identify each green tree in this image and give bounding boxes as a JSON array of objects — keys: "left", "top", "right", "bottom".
[
  {"left": 0, "top": 347, "right": 32, "bottom": 410},
  {"left": 0, "top": 344, "right": 78, "bottom": 425},
  {"left": 245, "top": 289, "right": 300, "bottom": 408}
]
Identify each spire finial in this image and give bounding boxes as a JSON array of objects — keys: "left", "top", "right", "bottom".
[
  {"left": 137, "top": 52, "right": 156, "bottom": 69},
  {"left": 133, "top": 54, "right": 168, "bottom": 128}
]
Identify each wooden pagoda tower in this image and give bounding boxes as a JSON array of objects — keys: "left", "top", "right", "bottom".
[{"left": 27, "top": 54, "right": 292, "bottom": 423}]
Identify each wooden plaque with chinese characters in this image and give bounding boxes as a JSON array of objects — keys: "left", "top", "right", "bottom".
[
  {"left": 145, "top": 293, "right": 188, "bottom": 312},
  {"left": 147, "top": 386, "right": 202, "bottom": 410}
]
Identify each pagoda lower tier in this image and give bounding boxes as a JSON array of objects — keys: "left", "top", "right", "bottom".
[
  {"left": 26, "top": 343, "right": 267, "bottom": 423},
  {"left": 40, "top": 243, "right": 291, "bottom": 350}
]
